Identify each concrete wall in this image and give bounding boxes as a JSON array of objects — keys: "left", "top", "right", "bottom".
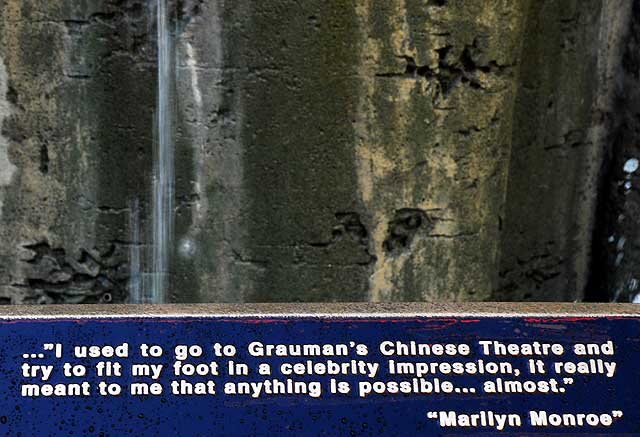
[{"left": 0, "top": 0, "right": 632, "bottom": 304}]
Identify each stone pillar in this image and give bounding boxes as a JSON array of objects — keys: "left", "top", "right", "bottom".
[{"left": 175, "top": 0, "right": 529, "bottom": 302}]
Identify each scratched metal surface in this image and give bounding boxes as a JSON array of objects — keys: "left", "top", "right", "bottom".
[{"left": 0, "top": 304, "right": 637, "bottom": 436}]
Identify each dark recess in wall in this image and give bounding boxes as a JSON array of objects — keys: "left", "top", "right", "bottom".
[{"left": 586, "top": 0, "right": 640, "bottom": 303}]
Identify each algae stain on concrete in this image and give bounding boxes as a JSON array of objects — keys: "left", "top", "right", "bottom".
[
  {"left": 0, "top": 56, "right": 18, "bottom": 216},
  {"left": 354, "top": 0, "right": 422, "bottom": 302},
  {"left": 354, "top": 0, "right": 528, "bottom": 302}
]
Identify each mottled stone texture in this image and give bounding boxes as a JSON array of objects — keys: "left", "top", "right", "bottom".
[
  {"left": 0, "top": 1, "right": 633, "bottom": 304},
  {"left": 353, "top": 1, "right": 526, "bottom": 302},
  {"left": 497, "top": 0, "right": 631, "bottom": 302},
  {"left": 590, "top": 1, "right": 640, "bottom": 303},
  {"left": 0, "top": 0, "right": 154, "bottom": 304}
]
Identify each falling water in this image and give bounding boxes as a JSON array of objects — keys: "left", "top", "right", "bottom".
[
  {"left": 149, "top": 0, "right": 174, "bottom": 303},
  {"left": 128, "top": 198, "right": 142, "bottom": 303}
]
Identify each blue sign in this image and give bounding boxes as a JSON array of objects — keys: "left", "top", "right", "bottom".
[{"left": 0, "top": 311, "right": 638, "bottom": 435}]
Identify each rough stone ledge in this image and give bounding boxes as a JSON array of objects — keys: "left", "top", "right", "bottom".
[{"left": 0, "top": 302, "right": 636, "bottom": 318}]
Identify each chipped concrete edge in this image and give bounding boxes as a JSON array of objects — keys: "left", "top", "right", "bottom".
[{"left": 0, "top": 302, "right": 637, "bottom": 319}]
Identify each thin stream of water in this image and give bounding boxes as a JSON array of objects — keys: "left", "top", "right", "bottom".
[
  {"left": 149, "top": 0, "right": 174, "bottom": 303},
  {"left": 128, "top": 197, "right": 142, "bottom": 303}
]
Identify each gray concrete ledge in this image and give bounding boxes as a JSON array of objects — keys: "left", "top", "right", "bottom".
[{"left": 0, "top": 302, "right": 637, "bottom": 319}]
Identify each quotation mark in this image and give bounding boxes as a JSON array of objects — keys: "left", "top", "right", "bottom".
[{"left": 23, "top": 343, "right": 63, "bottom": 359}]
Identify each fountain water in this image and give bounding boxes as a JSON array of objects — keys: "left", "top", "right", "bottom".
[
  {"left": 128, "top": 197, "right": 142, "bottom": 303},
  {"left": 148, "top": 0, "right": 174, "bottom": 303}
]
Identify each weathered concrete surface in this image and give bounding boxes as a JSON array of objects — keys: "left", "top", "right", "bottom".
[
  {"left": 497, "top": 0, "right": 632, "bottom": 302},
  {"left": 353, "top": 1, "right": 526, "bottom": 302},
  {"left": 172, "top": 0, "right": 528, "bottom": 303},
  {"left": 0, "top": 0, "right": 634, "bottom": 304},
  {"left": 590, "top": 1, "right": 640, "bottom": 303},
  {"left": 0, "top": 0, "right": 155, "bottom": 304}
]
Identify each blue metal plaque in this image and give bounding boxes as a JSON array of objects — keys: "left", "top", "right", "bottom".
[{"left": 0, "top": 304, "right": 638, "bottom": 436}]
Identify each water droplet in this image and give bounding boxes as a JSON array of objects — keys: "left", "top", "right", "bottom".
[
  {"left": 179, "top": 238, "right": 196, "bottom": 258},
  {"left": 624, "top": 158, "right": 639, "bottom": 173}
]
